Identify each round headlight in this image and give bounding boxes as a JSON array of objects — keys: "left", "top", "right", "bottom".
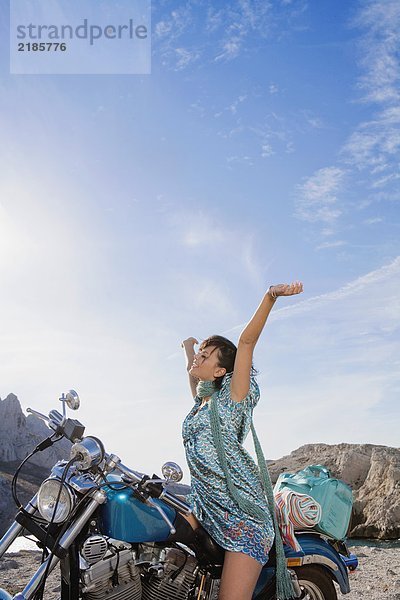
[{"left": 37, "top": 478, "right": 75, "bottom": 523}]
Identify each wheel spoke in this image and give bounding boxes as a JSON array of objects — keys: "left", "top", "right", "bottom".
[{"left": 299, "top": 580, "right": 325, "bottom": 600}]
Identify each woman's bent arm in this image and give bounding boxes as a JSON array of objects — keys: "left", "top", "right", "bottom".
[{"left": 182, "top": 337, "right": 199, "bottom": 398}]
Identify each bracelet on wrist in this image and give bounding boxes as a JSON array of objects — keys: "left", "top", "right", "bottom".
[{"left": 267, "top": 286, "right": 278, "bottom": 300}]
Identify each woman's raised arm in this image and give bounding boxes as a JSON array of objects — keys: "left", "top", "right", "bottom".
[{"left": 230, "top": 281, "right": 303, "bottom": 403}]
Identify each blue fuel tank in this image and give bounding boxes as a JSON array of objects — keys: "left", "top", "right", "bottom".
[{"left": 99, "top": 478, "right": 177, "bottom": 543}]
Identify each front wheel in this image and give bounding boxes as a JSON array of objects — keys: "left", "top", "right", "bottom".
[{"left": 294, "top": 565, "right": 337, "bottom": 600}]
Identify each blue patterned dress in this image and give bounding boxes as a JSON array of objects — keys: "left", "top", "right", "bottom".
[{"left": 182, "top": 372, "right": 275, "bottom": 565}]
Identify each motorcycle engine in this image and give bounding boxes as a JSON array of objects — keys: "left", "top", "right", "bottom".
[
  {"left": 80, "top": 540, "right": 141, "bottom": 600},
  {"left": 138, "top": 543, "right": 220, "bottom": 600},
  {"left": 79, "top": 537, "right": 220, "bottom": 600}
]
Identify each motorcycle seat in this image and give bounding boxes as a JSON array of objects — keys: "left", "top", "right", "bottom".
[
  {"left": 168, "top": 512, "right": 225, "bottom": 565},
  {"left": 192, "top": 525, "right": 225, "bottom": 565}
]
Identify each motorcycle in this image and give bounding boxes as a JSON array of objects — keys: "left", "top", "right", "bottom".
[{"left": 0, "top": 390, "right": 358, "bottom": 600}]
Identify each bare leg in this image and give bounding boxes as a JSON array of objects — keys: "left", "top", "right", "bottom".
[{"left": 218, "top": 551, "right": 263, "bottom": 600}]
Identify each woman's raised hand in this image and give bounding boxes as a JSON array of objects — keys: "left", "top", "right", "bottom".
[
  {"left": 181, "top": 337, "right": 199, "bottom": 349},
  {"left": 268, "top": 281, "right": 303, "bottom": 299}
]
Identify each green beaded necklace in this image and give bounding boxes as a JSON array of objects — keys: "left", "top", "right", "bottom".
[{"left": 196, "top": 379, "right": 217, "bottom": 398}]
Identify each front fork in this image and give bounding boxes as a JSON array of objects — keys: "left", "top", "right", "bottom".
[
  {"left": 60, "top": 544, "right": 80, "bottom": 600},
  {"left": 0, "top": 495, "right": 38, "bottom": 558},
  {"left": 0, "top": 490, "right": 106, "bottom": 600}
]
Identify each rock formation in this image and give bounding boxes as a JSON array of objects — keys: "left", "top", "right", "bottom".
[
  {"left": 0, "top": 394, "right": 71, "bottom": 469},
  {"left": 268, "top": 442, "right": 400, "bottom": 540},
  {"left": 0, "top": 394, "right": 71, "bottom": 536}
]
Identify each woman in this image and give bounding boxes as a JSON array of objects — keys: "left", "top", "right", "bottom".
[{"left": 181, "top": 281, "right": 304, "bottom": 600}]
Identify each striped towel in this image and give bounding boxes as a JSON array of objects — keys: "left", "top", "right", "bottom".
[{"left": 274, "top": 488, "right": 322, "bottom": 552}]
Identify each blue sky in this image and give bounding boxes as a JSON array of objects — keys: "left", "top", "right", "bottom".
[{"left": 0, "top": 0, "right": 399, "bottom": 480}]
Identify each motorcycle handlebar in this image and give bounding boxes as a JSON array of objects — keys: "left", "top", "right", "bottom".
[
  {"left": 112, "top": 459, "right": 145, "bottom": 484},
  {"left": 112, "top": 459, "right": 191, "bottom": 515},
  {"left": 26, "top": 409, "right": 192, "bottom": 519}
]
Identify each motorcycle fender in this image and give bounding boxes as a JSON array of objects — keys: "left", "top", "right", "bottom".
[{"left": 285, "top": 533, "right": 350, "bottom": 594}]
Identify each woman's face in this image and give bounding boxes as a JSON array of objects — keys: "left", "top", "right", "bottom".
[{"left": 189, "top": 345, "right": 226, "bottom": 381}]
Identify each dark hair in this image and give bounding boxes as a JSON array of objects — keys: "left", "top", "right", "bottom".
[{"left": 200, "top": 335, "right": 258, "bottom": 390}]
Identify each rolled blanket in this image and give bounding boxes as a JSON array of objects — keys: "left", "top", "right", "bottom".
[{"left": 274, "top": 488, "right": 322, "bottom": 552}]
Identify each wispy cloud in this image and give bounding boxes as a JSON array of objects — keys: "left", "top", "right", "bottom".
[
  {"left": 294, "top": 166, "right": 345, "bottom": 224},
  {"left": 189, "top": 100, "right": 207, "bottom": 118},
  {"left": 352, "top": 1, "right": 400, "bottom": 106},
  {"left": 363, "top": 216, "right": 384, "bottom": 225},
  {"left": 249, "top": 114, "right": 295, "bottom": 160},
  {"left": 315, "top": 240, "right": 347, "bottom": 250},
  {"left": 152, "top": 5, "right": 196, "bottom": 70},
  {"left": 174, "top": 47, "right": 201, "bottom": 70},
  {"left": 153, "top": 1, "right": 308, "bottom": 70},
  {"left": 340, "top": 0, "right": 400, "bottom": 187},
  {"left": 228, "top": 94, "right": 248, "bottom": 115},
  {"left": 261, "top": 143, "right": 274, "bottom": 158},
  {"left": 269, "top": 83, "right": 279, "bottom": 95},
  {"left": 273, "top": 255, "right": 400, "bottom": 320},
  {"left": 301, "top": 110, "right": 325, "bottom": 130},
  {"left": 225, "top": 255, "right": 400, "bottom": 332},
  {"left": 341, "top": 117, "right": 400, "bottom": 176},
  {"left": 214, "top": 94, "right": 248, "bottom": 118},
  {"left": 214, "top": 106, "right": 294, "bottom": 162},
  {"left": 214, "top": 37, "right": 243, "bottom": 62},
  {"left": 154, "top": 6, "right": 194, "bottom": 41},
  {"left": 226, "top": 154, "right": 254, "bottom": 167},
  {"left": 293, "top": 0, "right": 400, "bottom": 247},
  {"left": 212, "top": 1, "right": 273, "bottom": 63}
]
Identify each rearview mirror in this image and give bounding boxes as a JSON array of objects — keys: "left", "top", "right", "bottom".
[
  {"left": 65, "top": 389, "right": 80, "bottom": 410},
  {"left": 161, "top": 461, "right": 183, "bottom": 482}
]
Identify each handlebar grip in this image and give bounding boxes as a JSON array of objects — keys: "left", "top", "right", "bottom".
[
  {"left": 146, "top": 482, "right": 163, "bottom": 497},
  {"left": 114, "top": 461, "right": 144, "bottom": 483},
  {"left": 49, "top": 409, "right": 64, "bottom": 427},
  {"left": 159, "top": 489, "right": 192, "bottom": 515}
]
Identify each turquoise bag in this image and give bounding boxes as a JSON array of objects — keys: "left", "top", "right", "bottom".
[{"left": 273, "top": 464, "right": 353, "bottom": 540}]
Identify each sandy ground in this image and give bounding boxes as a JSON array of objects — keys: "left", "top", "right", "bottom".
[
  {"left": 337, "top": 546, "right": 400, "bottom": 600},
  {"left": 0, "top": 550, "right": 60, "bottom": 599},
  {"left": 0, "top": 545, "right": 399, "bottom": 599}
]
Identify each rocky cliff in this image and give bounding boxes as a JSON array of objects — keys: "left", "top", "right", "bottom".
[
  {"left": 268, "top": 442, "right": 400, "bottom": 540},
  {"left": 0, "top": 394, "right": 71, "bottom": 536},
  {"left": 0, "top": 394, "right": 71, "bottom": 468}
]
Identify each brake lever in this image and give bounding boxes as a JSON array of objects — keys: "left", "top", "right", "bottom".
[
  {"left": 141, "top": 478, "right": 167, "bottom": 489},
  {"left": 146, "top": 498, "right": 176, "bottom": 534},
  {"left": 26, "top": 408, "right": 51, "bottom": 423}
]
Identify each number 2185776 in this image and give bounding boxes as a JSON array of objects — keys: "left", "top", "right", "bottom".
[{"left": 18, "top": 42, "right": 67, "bottom": 51}]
